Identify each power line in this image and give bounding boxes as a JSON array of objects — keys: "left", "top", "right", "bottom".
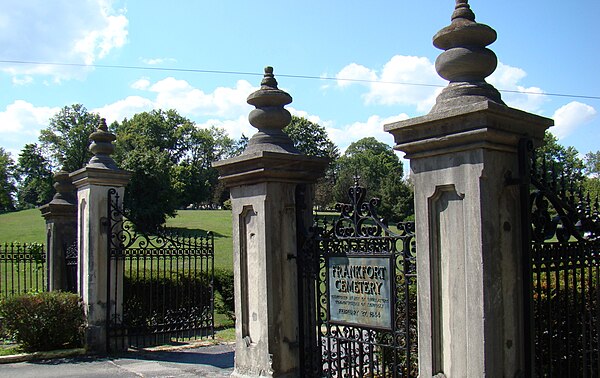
[{"left": 1, "top": 59, "right": 599, "bottom": 101}]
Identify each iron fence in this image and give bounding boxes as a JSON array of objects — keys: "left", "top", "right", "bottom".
[
  {"left": 521, "top": 139, "right": 600, "bottom": 377},
  {"left": 0, "top": 242, "right": 46, "bottom": 299}
]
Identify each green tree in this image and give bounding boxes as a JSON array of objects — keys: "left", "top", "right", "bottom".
[
  {"left": 176, "top": 127, "right": 236, "bottom": 208},
  {"left": 113, "top": 110, "right": 238, "bottom": 229},
  {"left": 16, "top": 143, "right": 54, "bottom": 208},
  {"left": 284, "top": 116, "right": 340, "bottom": 209},
  {"left": 584, "top": 151, "right": 600, "bottom": 178},
  {"left": 114, "top": 109, "right": 194, "bottom": 164},
  {"left": 284, "top": 116, "right": 339, "bottom": 160},
  {"left": 0, "top": 148, "right": 17, "bottom": 212},
  {"left": 334, "top": 137, "right": 413, "bottom": 221},
  {"left": 39, "top": 104, "right": 100, "bottom": 172},
  {"left": 118, "top": 148, "right": 178, "bottom": 233},
  {"left": 537, "top": 132, "right": 585, "bottom": 185},
  {"left": 584, "top": 151, "right": 600, "bottom": 200},
  {"left": 113, "top": 110, "right": 193, "bottom": 232}
]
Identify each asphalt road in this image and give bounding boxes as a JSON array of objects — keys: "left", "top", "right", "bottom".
[{"left": 0, "top": 344, "right": 234, "bottom": 378}]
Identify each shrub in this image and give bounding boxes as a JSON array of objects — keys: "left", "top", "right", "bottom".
[
  {"left": 214, "top": 269, "right": 235, "bottom": 320},
  {"left": 0, "top": 291, "right": 84, "bottom": 351},
  {"left": 123, "top": 272, "right": 213, "bottom": 329}
]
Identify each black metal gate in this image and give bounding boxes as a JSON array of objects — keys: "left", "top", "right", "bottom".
[
  {"left": 298, "top": 180, "right": 418, "bottom": 377},
  {"left": 106, "top": 188, "right": 215, "bottom": 351},
  {"left": 520, "top": 140, "right": 600, "bottom": 377}
]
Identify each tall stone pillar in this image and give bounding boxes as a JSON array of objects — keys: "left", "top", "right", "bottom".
[
  {"left": 70, "top": 119, "right": 130, "bottom": 353},
  {"left": 214, "top": 67, "right": 327, "bottom": 378},
  {"left": 39, "top": 170, "right": 77, "bottom": 292},
  {"left": 385, "top": 2, "right": 552, "bottom": 377}
]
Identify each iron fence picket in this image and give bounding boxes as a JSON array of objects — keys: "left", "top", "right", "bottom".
[
  {"left": 0, "top": 242, "right": 46, "bottom": 298},
  {"left": 522, "top": 139, "right": 600, "bottom": 376}
]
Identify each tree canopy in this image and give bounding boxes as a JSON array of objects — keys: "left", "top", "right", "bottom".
[
  {"left": 0, "top": 148, "right": 17, "bottom": 212},
  {"left": 39, "top": 104, "right": 100, "bottom": 172},
  {"left": 16, "top": 143, "right": 54, "bottom": 208},
  {"left": 333, "top": 137, "right": 413, "bottom": 222},
  {"left": 112, "top": 109, "right": 239, "bottom": 231},
  {"left": 284, "top": 116, "right": 339, "bottom": 209}
]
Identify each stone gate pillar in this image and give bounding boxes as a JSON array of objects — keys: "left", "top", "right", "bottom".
[
  {"left": 214, "top": 67, "right": 327, "bottom": 378},
  {"left": 39, "top": 170, "right": 77, "bottom": 292},
  {"left": 385, "top": 2, "right": 552, "bottom": 377},
  {"left": 70, "top": 119, "right": 130, "bottom": 353}
]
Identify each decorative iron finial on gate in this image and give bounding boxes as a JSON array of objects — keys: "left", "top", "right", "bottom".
[
  {"left": 88, "top": 118, "right": 118, "bottom": 169},
  {"left": 244, "top": 66, "right": 299, "bottom": 154},
  {"left": 429, "top": 0, "right": 504, "bottom": 113}
]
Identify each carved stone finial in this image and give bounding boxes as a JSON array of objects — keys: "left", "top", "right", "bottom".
[
  {"left": 50, "top": 169, "right": 76, "bottom": 205},
  {"left": 260, "top": 66, "right": 278, "bottom": 89},
  {"left": 244, "top": 67, "right": 299, "bottom": 154},
  {"left": 430, "top": 0, "right": 504, "bottom": 113},
  {"left": 452, "top": 0, "right": 475, "bottom": 21},
  {"left": 87, "top": 118, "right": 119, "bottom": 169}
]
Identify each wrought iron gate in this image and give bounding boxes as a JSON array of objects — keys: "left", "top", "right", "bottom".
[
  {"left": 520, "top": 140, "right": 600, "bottom": 377},
  {"left": 298, "top": 180, "right": 418, "bottom": 377},
  {"left": 106, "top": 188, "right": 215, "bottom": 351}
]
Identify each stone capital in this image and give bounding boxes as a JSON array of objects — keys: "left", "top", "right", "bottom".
[
  {"left": 39, "top": 201, "right": 77, "bottom": 221},
  {"left": 70, "top": 166, "right": 131, "bottom": 189},
  {"left": 213, "top": 150, "right": 328, "bottom": 188},
  {"left": 384, "top": 100, "right": 553, "bottom": 159}
]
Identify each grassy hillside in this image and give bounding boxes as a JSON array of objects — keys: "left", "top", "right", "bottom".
[
  {"left": 165, "top": 210, "right": 233, "bottom": 270},
  {"left": 0, "top": 208, "right": 46, "bottom": 244},
  {"left": 0, "top": 209, "right": 234, "bottom": 271}
]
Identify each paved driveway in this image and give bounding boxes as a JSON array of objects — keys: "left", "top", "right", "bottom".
[{"left": 0, "top": 344, "right": 234, "bottom": 378}]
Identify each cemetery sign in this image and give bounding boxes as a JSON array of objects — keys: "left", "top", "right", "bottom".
[{"left": 328, "top": 255, "right": 393, "bottom": 329}]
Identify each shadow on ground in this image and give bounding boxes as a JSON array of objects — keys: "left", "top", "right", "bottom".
[
  {"left": 28, "top": 344, "right": 234, "bottom": 369},
  {"left": 121, "top": 347, "right": 234, "bottom": 368}
]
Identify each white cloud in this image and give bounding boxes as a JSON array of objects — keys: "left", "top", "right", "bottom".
[
  {"left": 335, "top": 55, "right": 446, "bottom": 113},
  {"left": 196, "top": 116, "right": 254, "bottom": 140},
  {"left": 551, "top": 101, "right": 597, "bottom": 140},
  {"left": 141, "top": 57, "right": 177, "bottom": 65},
  {"left": 328, "top": 113, "right": 409, "bottom": 152},
  {"left": 288, "top": 107, "right": 334, "bottom": 130},
  {"left": 93, "top": 77, "right": 258, "bottom": 136},
  {"left": 131, "top": 78, "right": 151, "bottom": 90},
  {"left": 0, "top": 0, "right": 128, "bottom": 81},
  {"left": 12, "top": 76, "right": 34, "bottom": 86},
  {"left": 0, "top": 100, "right": 59, "bottom": 152},
  {"left": 148, "top": 77, "right": 255, "bottom": 117},
  {"left": 335, "top": 57, "right": 552, "bottom": 115},
  {"left": 93, "top": 96, "right": 155, "bottom": 125},
  {"left": 336, "top": 63, "right": 378, "bottom": 87},
  {"left": 488, "top": 62, "right": 546, "bottom": 113}
]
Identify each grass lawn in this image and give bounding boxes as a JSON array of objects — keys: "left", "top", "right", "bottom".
[
  {"left": 165, "top": 210, "right": 233, "bottom": 271},
  {"left": 0, "top": 209, "right": 46, "bottom": 244}
]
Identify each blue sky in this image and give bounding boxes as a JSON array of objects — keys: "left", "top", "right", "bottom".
[{"left": 1, "top": 0, "right": 598, "bottom": 165}]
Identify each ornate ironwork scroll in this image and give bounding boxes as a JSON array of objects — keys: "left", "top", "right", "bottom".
[
  {"left": 106, "top": 188, "right": 215, "bottom": 351},
  {"left": 299, "top": 179, "right": 417, "bottom": 377}
]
